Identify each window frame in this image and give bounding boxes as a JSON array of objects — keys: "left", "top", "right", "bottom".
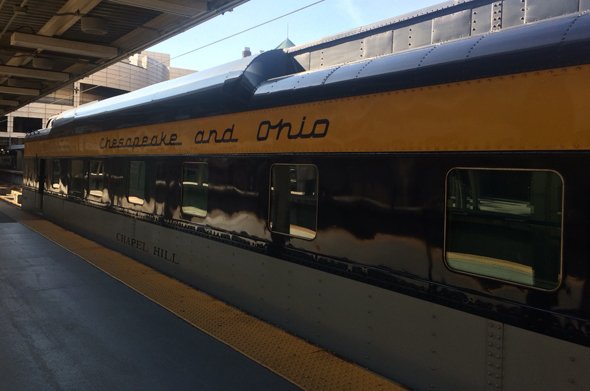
[
  {"left": 268, "top": 163, "right": 319, "bottom": 241},
  {"left": 180, "top": 162, "right": 209, "bottom": 218},
  {"left": 443, "top": 166, "right": 564, "bottom": 291}
]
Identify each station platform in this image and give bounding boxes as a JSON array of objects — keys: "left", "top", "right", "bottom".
[{"left": 0, "top": 200, "right": 403, "bottom": 390}]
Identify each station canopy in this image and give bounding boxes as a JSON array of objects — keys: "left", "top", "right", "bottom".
[{"left": 0, "top": 0, "right": 248, "bottom": 115}]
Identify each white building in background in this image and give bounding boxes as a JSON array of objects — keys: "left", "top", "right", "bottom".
[{"left": 0, "top": 51, "right": 195, "bottom": 151}]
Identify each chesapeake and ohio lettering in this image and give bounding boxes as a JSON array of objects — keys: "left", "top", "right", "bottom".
[
  {"left": 100, "top": 131, "right": 181, "bottom": 150},
  {"left": 99, "top": 116, "right": 331, "bottom": 150},
  {"left": 257, "top": 117, "right": 330, "bottom": 141},
  {"left": 194, "top": 124, "right": 238, "bottom": 144}
]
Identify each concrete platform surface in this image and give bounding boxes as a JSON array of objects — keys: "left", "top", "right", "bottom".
[{"left": 0, "top": 206, "right": 299, "bottom": 391}]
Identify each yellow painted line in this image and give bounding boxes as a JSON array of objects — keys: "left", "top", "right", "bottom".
[{"left": 2, "top": 203, "right": 405, "bottom": 391}]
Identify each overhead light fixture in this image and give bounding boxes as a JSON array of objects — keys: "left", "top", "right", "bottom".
[
  {"left": 0, "top": 85, "right": 39, "bottom": 96},
  {"left": 0, "top": 65, "right": 69, "bottom": 82},
  {"left": 0, "top": 99, "right": 19, "bottom": 107},
  {"left": 10, "top": 32, "right": 118, "bottom": 59},
  {"left": 81, "top": 17, "right": 108, "bottom": 36},
  {"left": 109, "top": 0, "right": 207, "bottom": 17}
]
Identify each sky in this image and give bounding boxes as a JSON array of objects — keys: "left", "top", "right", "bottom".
[{"left": 149, "top": 0, "right": 445, "bottom": 71}]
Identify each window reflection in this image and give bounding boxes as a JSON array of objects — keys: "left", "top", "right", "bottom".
[
  {"left": 446, "top": 169, "right": 562, "bottom": 290},
  {"left": 24, "top": 158, "right": 36, "bottom": 188},
  {"left": 128, "top": 160, "right": 145, "bottom": 205},
  {"left": 182, "top": 163, "right": 208, "bottom": 217},
  {"left": 88, "top": 160, "right": 105, "bottom": 198},
  {"left": 50, "top": 159, "right": 61, "bottom": 191},
  {"left": 270, "top": 164, "right": 318, "bottom": 240},
  {"left": 69, "top": 159, "right": 85, "bottom": 198}
]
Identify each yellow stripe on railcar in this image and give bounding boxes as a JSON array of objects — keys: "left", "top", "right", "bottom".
[{"left": 25, "top": 65, "right": 590, "bottom": 158}]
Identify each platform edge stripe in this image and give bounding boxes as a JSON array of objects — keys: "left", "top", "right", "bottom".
[{"left": 3, "top": 204, "right": 405, "bottom": 391}]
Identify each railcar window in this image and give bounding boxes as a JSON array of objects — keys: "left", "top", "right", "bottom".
[
  {"left": 269, "top": 164, "right": 318, "bottom": 240},
  {"left": 445, "top": 168, "right": 562, "bottom": 290},
  {"left": 181, "top": 163, "right": 208, "bottom": 217},
  {"left": 50, "top": 159, "right": 61, "bottom": 191},
  {"left": 69, "top": 159, "right": 85, "bottom": 198},
  {"left": 128, "top": 160, "right": 145, "bottom": 205},
  {"left": 88, "top": 160, "right": 105, "bottom": 198},
  {"left": 24, "top": 158, "right": 36, "bottom": 188}
]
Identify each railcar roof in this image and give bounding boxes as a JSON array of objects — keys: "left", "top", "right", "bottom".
[
  {"left": 27, "top": 12, "right": 590, "bottom": 140},
  {"left": 56, "top": 55, "right": 265, "bottom": 122},
  {"left": 35, "top": 49, "right": 302, "bottom": 137},
  {"left": 252, "top": 12, "right": 590, "bottom": 106}
]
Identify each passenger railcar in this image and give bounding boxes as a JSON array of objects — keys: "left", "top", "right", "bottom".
[{"left": 22, "top": 10, "right": 590, "bottom": 390}]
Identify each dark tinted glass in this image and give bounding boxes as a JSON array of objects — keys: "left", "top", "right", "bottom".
[
  {"left": 182, "top": 163, "right": 208, "bottom": 217},
  {"left": 128, "top": 160, "right": 146, "bottom": 204},
  {"left": 50, "top": 159, "right": 61, "bottom": 191},
  {"left": 270, "top": 164, "right": 318, "bottom": 240},
  {"left": 88, "top": 160, "right": 105, "bottom": 199},
  {"left": 24, "top": 158, "right": 36, "bottom": 188},
  {"left": 69, "top": 159, "right": 85, "bottom": 198},
  {"left": 446, "top": 169, "right": 562, "bottom": 290}
]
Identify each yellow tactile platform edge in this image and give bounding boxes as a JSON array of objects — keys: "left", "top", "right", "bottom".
[{"left": 3, "top": 204, "right": 405, "bottom": 391}]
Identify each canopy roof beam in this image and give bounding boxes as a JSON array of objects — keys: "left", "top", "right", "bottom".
[
  {"left": 0, "top": 65, "right": 69, "bottom": 82},
  {"left": 108, "top": 0, "right": 208, "bottom": 17},
  {"left": 0, "top": 85, "right": 40, "bottom": 96},
  {"left": 10, "top": 33, "right": 118, "bottom": 59}
]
